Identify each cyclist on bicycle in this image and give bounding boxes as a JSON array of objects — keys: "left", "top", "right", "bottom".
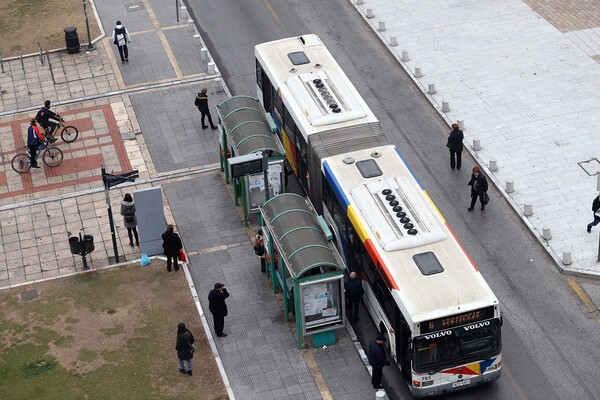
[
  {"left": 27, "top": 119, "right": 46, "bottom": 169},
  {"left": 35, "top": 100, "right": 63, "bottom": 143}
]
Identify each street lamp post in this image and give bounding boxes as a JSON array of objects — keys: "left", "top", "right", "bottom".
[{"left": 83, "top": 0, "right": 94, "bottom": 50}]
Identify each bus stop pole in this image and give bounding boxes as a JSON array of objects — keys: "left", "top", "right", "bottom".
[{"left": 263, "top": 152, "right": 270, "bottom": 203}]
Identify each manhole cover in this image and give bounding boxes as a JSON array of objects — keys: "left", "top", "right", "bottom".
[
  {"left": 126, "top": 2, "right": 145, "bottom": 12},
  {"left": 579, "top": 158, "right": 600, "bottom": 176},
  {"left": 20, "top": 289, "right": 39, "bottom": 302}
]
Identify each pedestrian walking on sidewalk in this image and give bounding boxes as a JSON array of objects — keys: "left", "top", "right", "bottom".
[
  {"left": 194, "top": 88, "right": 217, "bottom": 129},
  {"left": 175, "top": 322, "right": 195, "bottom": 376},
  {"left": 112, "top": 21, "right": 131, "bottom": 64},
  {"left": 27, "top": 119, "right": 45, "bottom": 169},
  {"left": 587, "top": 195, "right": 600, "bottom": 233},
  {"left": 162, "top": 224, "right": 182, "bottom": 272},
  {"left": 467, "top": 166, "right": 488, "bottom": 211},
  {"left": 368, "top": 334, "right": 390, "bottom": 389},
  {"left": 345, "top": 271, "right": 364, "bottom": 323},
  {"left": 208, "top": 283, "right": 229, "bottom": 337},
  {"left": 446, "top": 123, "right": 464, "bottom": 170},
  {"left": 120, "top": 193, "right": 139, "bottom": 247}
]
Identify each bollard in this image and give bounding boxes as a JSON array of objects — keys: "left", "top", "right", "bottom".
[
  {"left": 187, "top": 18, "right": 195, "bottom": 32},
  {"left": 457, "top": 120, "right": 465, "bottom": 130},
  {"left": 215, "top": 77, "right": 224, "bottom": 92},
  {"left": 401, "top": 50, "right": 409, "bottom": 62},
  {"left": 562, "top": 250, "right": 572, "bottom": 265},
  {"left": 367, "top": 8, "right": 374, "bottom": 18},
  {"left": 356, "top": 0, "right": 364, "bottom": 4},
  {"left": 0, "top": 54, "right": 4, "bottom": 73},
  {"left": 542, "top": 227, "right": 552, "bottom": 240},
  {"left": 201, "top": 47, "right": 208, "bottom": 61},
  {"left": 378, "top": 21, "right": 386, "bottom": 31},
  {"left": 428, "top": 83, "right": 436, "bottom": 95},
  {"left": 473, "top": 139, "right": 481, "bottom": 151},
  {"left": 414, "top": 67, "right": 423, "bottom": 78},
  {"left": 208, "top": 61, "right": 216, "bottom": 74},
  {"left": 375, "top": 390, "right": 388, "bottom": 400},
  {"left": 506, "top": 181, "right": 514, "bottom": 193},
  {"left": 524, "top": 203, "right": 533, "bottom": 216},
  {"left": 442, "top": 101, "right": 450, "bottom": 112},
  {"left": 389, "top": 36, "right": 397, "bottom": 46},
  {"left": 193, "top": 34, "right": 201, "bottom": 46},
  {"left": 180, "top": 6, "right": 188, "bottom": 19},
  {"left": 489, "top": 159, "right": 498, "bottom": 171}
]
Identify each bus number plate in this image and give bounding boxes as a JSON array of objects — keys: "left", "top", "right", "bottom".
[{"left": 452, "top": 379, "right": 470, "bottom": 388}]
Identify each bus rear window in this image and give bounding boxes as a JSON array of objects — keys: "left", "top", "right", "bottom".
[{"left": 288, "top": 51, "right": 310, "bottom": 66}]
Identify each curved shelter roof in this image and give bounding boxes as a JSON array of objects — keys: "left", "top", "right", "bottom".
[
  {"left": 261, "top": 193, "right": 345, "bottom": 278},
  {"left": 216, "top": 96, "right": 283, "bottom": 156}
]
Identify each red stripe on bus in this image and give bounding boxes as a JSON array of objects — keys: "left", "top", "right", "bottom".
[
  {"left": 364, "top": 239, "right": 399, "bottom": 290},
  {"left": 445, "top": 222, "right": 479, "bottom": 272}
]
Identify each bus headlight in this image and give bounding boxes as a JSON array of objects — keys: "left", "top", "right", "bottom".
[
  {"left": 486, "top": 364, "right": 500, "bottom": 371},
  {"left": 422, "top": 380, "right": 434, "bottom": 387}
]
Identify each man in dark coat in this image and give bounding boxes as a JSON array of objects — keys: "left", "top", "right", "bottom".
[
  {"left": 27, "top": 119, "right": 45, "bottom": 169},
  {"left": 208, "top": 283, "right": 230, "bottom": 337},
  {"left": 368, "top": 334, "right": 390, "bottom": 389},
  {"left": 467, "top": 166, "right": 488, "bottom": 211},
  {"left": 175, "top": 322, "right": 195, "bottom": 375},
  {"left": 446, "top": 123, "right": 464, "bottom": 170},
  {"left": 587, "top": 195, "right": 600, "bottom": 233},
  {"left": 35, "top": 100, "right": 63, "bottom": 142},
  {"left": 162, "top": 224, "right": 182, "bottom": 272},
  {"left": 345, "top": 271, "right": 364, "bottom": 323},
  {"left": 194, "top": 88, "right": 217, "bottom": 129}
]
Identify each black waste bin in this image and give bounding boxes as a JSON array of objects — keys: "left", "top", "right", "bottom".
[
  {"left": 69, "top": 237, "right": 80, "bottom": 255},
  {"left": 64, "top": 27, "right": 80, "bottom": 54},
  {"left": 82, "top": 234, "right": 95, "bottom": 254}
]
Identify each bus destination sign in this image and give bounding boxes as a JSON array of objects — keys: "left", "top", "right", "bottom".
[{"left": 420, "top": 306, "right": 495, "bottom": 334}]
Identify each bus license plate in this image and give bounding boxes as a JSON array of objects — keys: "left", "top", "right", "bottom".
[{"left": 452, "top": 379, "right": 470, "bottom": 388}]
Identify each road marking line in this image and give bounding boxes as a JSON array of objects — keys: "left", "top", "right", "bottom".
[
  {"left": 263, "top": 0, "right": 280, "bottom": 22},
  {"left": 502, "top": 361, "right": 528, "bottom": 400},
  {"left": 302, "top": 348, "right": 334, "bottom": 400},
  {"left": 567, "top": 279, "right": 600, "bottom": 322}
]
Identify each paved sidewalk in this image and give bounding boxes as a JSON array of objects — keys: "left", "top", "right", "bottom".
[{"left": 350, "top": 0, "right": 600, "bottom": 275}]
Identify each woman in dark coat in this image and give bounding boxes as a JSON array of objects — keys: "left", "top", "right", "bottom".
[
  {"left": 120, "top": 193, "right": 139, "bottom": 247},
  {"left": 175, "top": 322, "right": 195, "bottom": 375},
  {"left": 446, "top": 123, "right": 464, "bottom": 170},
  {"left": 162, "top": 224, "right": 182, "bottom": 272},
  {"left": 467, "top": 166, "right": 488, "bottom": 211}
]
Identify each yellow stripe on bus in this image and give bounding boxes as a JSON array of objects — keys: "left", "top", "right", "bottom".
[
  {"left": 348, "top": 205, "right": 369, "bottom": 242},
  {"left": 423, "top": 190, "right": 445, "bottom": 223}
]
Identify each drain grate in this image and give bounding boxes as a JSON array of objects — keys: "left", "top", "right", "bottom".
[
  {"left": 578, "top": 158, "right": 600, "bottom": 176},
  {"left": 126, "top": 2, "right": 145, "bottom": 12},
  {"left": 20, "top": 289, "right": 39, "bottom": 302}
]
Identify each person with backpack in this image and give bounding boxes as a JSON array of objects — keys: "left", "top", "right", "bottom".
[
  {"left": 112, "top": 21, "right": 131, "bottom": 64},
  {"left": 254, "top": 228, "right": 266, "bottom": 273},
  {"left": 120, "top": 193, "right": 139, "bottom": 247},
  {"left": 35, "top": 100, "right": 63, "bottom": 143},
  {"left": 27, "top": 119, "right": 46, "bottom": 169}
]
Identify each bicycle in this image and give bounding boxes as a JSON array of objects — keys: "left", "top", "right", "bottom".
[
  {"left": 11, "top": 141, "right": 64, "bottom": 173},
  {"left": 43, "top": 119, "right": 79, "bottom": 143}
]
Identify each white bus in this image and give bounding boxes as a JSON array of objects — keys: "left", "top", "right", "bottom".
[{"left": 255, "top": 35, "right": 502, "bottom": 397}]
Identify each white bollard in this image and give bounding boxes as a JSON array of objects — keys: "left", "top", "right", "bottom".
[
  {"left": 562, "top": 250, "right": 572, "bottom": 265},
  {"left": 457, "top": 120, "right": 465, "bottom": 130},
  {"left": 428, "top": 83, "right": 436, "bottom": 94},
  {"left": 367, "top": 8, "right": 374, "bottom": 18},
  {"left": 401, "top": 50, "right": 410, "bottom": 62},
  {"left": 542, "top": 227, "right": 552, "bottom": 241},
  {"left": 524, "top": 203, "right": 533, "bottom": 216},
  {"left": 356, "top": 0, "right": 364, "bottom": 4},
  {"left": 208, "top": 61, "right": 216, "bottom": 74},
  {"left": 442, "top": 101, "right": 450, "bottom": 112},
  {"left": 506, "top": 181, "right": 514, "bottom": 193},
  {"left": 193, "top": 34, "right": 201, "bottom": 46},
  {"left": 489, "top": 159, "right": 498, "bottom": 171},
  {"left": 215, "top": 77, "right": 224, "bottom": 92},
  {"left": 201, "top": 48, "right": 208, "bottom": 61},
  {"left": 375, "top": 390, "right": 388, "bottom": 400},
  {"left": 414, "top": 67, "right": 423, "bottom": 78},
  {"left": 187, "top": 18, "right": 195, "bottom": 32},
  {"left": 378, "top": 21, "right": 386, "bottom": 31},
  {"left": 473, "top": 139, "right": 481, "bottom": 151},
  {"left": 180, "top": 6, "right": 188, "bottom": 19},
  {"left": 389, "top": 36, "right": 397, "bottom": 46}
]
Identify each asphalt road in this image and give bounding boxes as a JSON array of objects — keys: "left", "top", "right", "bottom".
[{"left": 187, "top": 0, "right": 600, "bottom": 398}]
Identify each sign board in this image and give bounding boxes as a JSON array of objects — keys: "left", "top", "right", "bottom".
[{"left": 228, "top": 152, "right": 264, "bottom": 178}]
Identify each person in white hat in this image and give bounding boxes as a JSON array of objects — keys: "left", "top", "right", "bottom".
[{"left": 112, "top": 20, "right": 131, "bottom": 64}]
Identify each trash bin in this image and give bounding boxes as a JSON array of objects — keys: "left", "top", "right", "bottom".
[
  {"left": 82, "top": 234, "right": 95, "bottom": 254},
  {"left": 69, "top": 237, "right": 80, "bottom": 255},
  {"left": 64, "top": 27, "right": 80, "bottom": 54}
]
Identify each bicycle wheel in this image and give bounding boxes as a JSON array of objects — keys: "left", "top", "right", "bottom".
[
  {"left": 12, "top": 153, "right": 32, "bottom": 173},
  {"left": 43, "top": 147, "right": 63, "bottom": 167},
  {"left": 61, "top": 125, "right": 79, "bottom": 143}
]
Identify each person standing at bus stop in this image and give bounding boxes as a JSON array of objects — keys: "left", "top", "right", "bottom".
[
  {"left": 446, "top": 123, "right": 464, "bottom": 170},
  {"left": 162, "top": 224, "right": 182, "bottom": 272},
  {"left": 208, "top": 283, "right": 229, "bottom": 337},
  {"left": 345, "top": 271, "right": 364, "bottom": 323},
  {"left": 195, "top": 88, "right": 217, "bottom": 129},
  {"left": 368, "top": 334, "right": 390, "bottom": 389}
]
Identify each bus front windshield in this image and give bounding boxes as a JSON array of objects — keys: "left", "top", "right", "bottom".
[{"left": 413, "top": 319, "right": 501, "bottom": 373}]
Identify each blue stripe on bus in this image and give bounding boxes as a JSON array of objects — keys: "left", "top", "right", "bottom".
[
  {"left": 323, "top": 160, "right": 351, "bottom": 210},
  {"left": 393, "top": 146, "right": 423, "bottom": 189}
]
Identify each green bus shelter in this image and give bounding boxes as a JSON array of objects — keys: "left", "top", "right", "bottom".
[{"left": 260, "top": 193, "right": 347, "bottom": 349}]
